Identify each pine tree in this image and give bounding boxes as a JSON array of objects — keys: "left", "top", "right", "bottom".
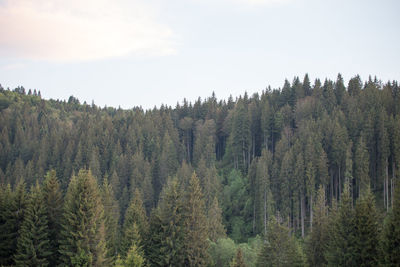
[
  {"left": 42, "top": 170, "right": 63, "bottom": 266},
  {"left": 14, "top": 182, "right": 51, "bottom": 266},
  {"left": 305, "top": 185, "right": 329, "bottom": 267},
  {"left": 256, "top": 217, "right": 304, "bottom": 267},
  {"left": 183, "top": 172, "right": 210, "bottom": 266},
  {"left": 353, "top": 186, "right": 380, "bottom": 266},
  {"left": 59, "top": 169, "right": 106, "bottom": 266},
  {"left": 382, "top": 180, "right": 400, "bottom": 265}
]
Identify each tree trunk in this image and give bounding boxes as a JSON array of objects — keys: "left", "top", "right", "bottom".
[
  {"left": 301, "top": 194, "right": 305, "bottom": 238},
  {"left": 338, "top": 165, "right": 341, "bottom": 200},
  {"left": 264, "top": 184, "right": 267, "bottom": 236},
  {"left": 386, "top": 160, "right": 389, "bottom": 211},
  {"left": 310, "top": 194, "right": 313, "bottom": 232}
]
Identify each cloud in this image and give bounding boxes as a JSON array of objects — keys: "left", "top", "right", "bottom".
[
  {"left": 0, "top": 0, "right": 177, "bottom": 62},
  {"left": 233, "top": 0, "right": 290, "bottom": 5}
]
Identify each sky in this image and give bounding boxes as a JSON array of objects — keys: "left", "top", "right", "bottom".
[{"left": 0, "top": 0, "right": 399, "bottom": 109}]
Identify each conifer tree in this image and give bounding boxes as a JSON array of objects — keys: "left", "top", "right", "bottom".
[
  {"left": 353, "top": 186, "right": 380, "bottom": 266},
  {"left": 382, "top": 180, "right": 400, "bottom": 265},
  {"left": 0, "top": 184, "right": 17, "bottom": 266},
  {"left": 183, "top": 172, "right": 210, "bottom": 266},
  {"left": 59, "top": 169, "right": 106, "bottom": 266},
  {"left": 256, "top": 217, "right": 304, "bottom": 267},
  {"left": 42, "top": 170, "right": 63, "bottom": 266},
  {"left": 115, "top": 244, "right": 145, "bottom": 267},
  {"left": 325, "top": 180, "right": 356, "bottom": 266},
  {"left": 208, "top": 196, "right": 226, "bottom": 242},
  {"left": 146, "top": 178, "right": 185, "bottom": 266},
  {"left": 14, "top": 182, "right": 51, "bottom": 266},
  {"left": 101, "top": 177, "right": 120, "bottom": 263},
  {"left": 305, "top": 185, "right": 329, "bottom": 267},
  {"left": 120, "top": 189, "right": 148, "bottom": 258},
  {"left": 230, "top": 248, "right": 247, "bottom": 267}
]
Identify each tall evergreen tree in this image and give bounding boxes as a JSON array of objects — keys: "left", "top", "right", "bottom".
[
  {"left": 59, "top": 169, "right": 106, "bottom": 266},
  {"left": 208, "top": 196, "right": 226, "bottom": 242},
  {"left": 305, "top": 185, "right": 329, "bottom": 267},
  {"left": 382, "top": 180, "right": 400, "bottom": 265},
  {"left": 0, "top": 184, "right": 17, "bottom": 266},
  {"left": 42, "top": 170, "right": 63, "bottom": 266},
  {"left": 353, "top": 186, "right": 380, "bottom": 266},
  {"left": 146, "top": 178, "right": 186, "bottom": 266},
  {"left": 325, "top": 180, "right": 356, "bottom": 266},
  {"left": 256, "top": 217, "right": 304, "bottom": 267},
  {"left": 120, "top": 190, "right": 148, "bottom": 258},
  {"left": 183, "top": 172, "right": 210, "bottom": 266},
  {"left": 14, "top": 182, "right": 51, "bottom": 266},
  {"left": 101, "top": 177, "right": 120, "bottom": 263}
]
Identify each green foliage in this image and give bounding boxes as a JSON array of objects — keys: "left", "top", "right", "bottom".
[
  {"left": 256, "top": 217, "right": 304, "bottom": 267},
  {"left": 325, "top": 181, "right": 356, "bottom": 266},
  {"left": 382, "top": 180, "right": 400, "bottom": 265},
  {"left": 120, "top": 190, "right": 148, "bottom": 258},
  {"left": 102, "top": 177, "right": 120, "bottom": 264},
  {"left": 115, "top": 245, "right": 145, "bottom": 267},
  {"left": 0, "top": 184, "right": 19, "bottom": 265},
  {"left": 305, "top": 186, "right": 329, "bottom": 266},
  {"left": 14, "top": 182, "right": 51, "bottom": 266},
  {"left": 42, "top": 170, "right": 63, "bottom": 266},
  {"left": 59, "top": 169, "right": 106, "bottom": 266},
  {"left": 183, "top": 172, "right": 210, "bottom": 266},
  {"left": 353, "top": 186, "right": 380, "bottom": 266}
]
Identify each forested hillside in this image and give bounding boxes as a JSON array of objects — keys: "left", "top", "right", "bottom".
[{"left": 0, "top": 74, "right": 400, "bottom": 266}]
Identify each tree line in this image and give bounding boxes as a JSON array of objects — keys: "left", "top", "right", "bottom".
[{"left": 0, "top": 74, "right": 399, "bottom": 266}]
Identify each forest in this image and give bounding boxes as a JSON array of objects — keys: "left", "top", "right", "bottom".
[{"left": 0, "top": 74, "right": 399, "bottom": 266}]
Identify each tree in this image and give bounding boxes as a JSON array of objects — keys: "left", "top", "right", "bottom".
[
  {"left": 59, "top": 169, "right": 106, "bottom": 266},
  {"left": 146, "top": 178, "right": 185, "bottom": 266},
  {"left": 230, "top": 248, "right": 247, "bottom": 267},
  {"left": 325, "top": 180, "right": 356, "bottom": 266},
  {"left": 101, "top": 177, "right": 120, "bottom": 263},
  {"left": 305, "top": 185, "right": 329, "bottom": 267},
  {"left": 14, "top": 182, "right": 51, "bottom": 266},
  {"left": 120, "top": 190, "right": 148, "bottom": 258},
  {"left": 114, "top": 245, "right": 145, "bottom": 267},
  {"left": 256, "top": 217, "right": 304, "bottom": 267},
  {"left": 183, "top": 172, "right": 210, "bottom": 266},
  {"left": 0, "top": 184, "right": 18, "bottom": 265},
  {"left": 353, "top": 186, "right": 380, "bottom": 266},
  {"left": 42, "top": 170, "right": 63, "bottom": 266},
  {"left": 208, "top": 196, "right": 226, "bottom": 242},
  {"left": 382, "top": 180, "right": 400, "bottom": 265}
]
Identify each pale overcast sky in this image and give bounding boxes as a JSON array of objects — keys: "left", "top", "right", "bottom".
[{"left": 0, "top": 0, "right": 399, "bottom": 109}]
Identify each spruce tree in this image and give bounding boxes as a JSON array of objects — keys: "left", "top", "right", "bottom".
[
  {"left": 146, "top": 178, "right": 185, "bottom": 266},
  {"left": 305, "top": 185, "right": 329, "bottom": 266},
  {"left": 101, "top": 177, "right": 120, "bottom": 263},
  {"left": 230, "top": 248, "right": 247, "bottom": 267},
  {"left": 0, "top": 184, "right": 17, "bottom": 265},
  {"left": 183, "top": 172, "right": 210, "bottom": 266},
  {"left": 14, "top": 182, "right": 51, "bottom": 266},
  {"left": 382, "top": 180, "right": 400, "bottom": 265},
  {"left": 353, "top": 186, "right": 380, "bottom": 266},
  {"left": 42, "top": 170, "right": 63, "bottom": 266},
  {"left": 208, "top": 196, "right": 226, "bottom": 242},
  {"left": 325, "top": 180, "right": 356, "bottom": 266},
  {"left": 256, "top": 217, "right": 304, "bottom": 267},
  {"left": 59, "top": 169, "right": 106, "bottom": 266},
  {"left": 120, "top": 189, "right": 148, "bottom": 258}
]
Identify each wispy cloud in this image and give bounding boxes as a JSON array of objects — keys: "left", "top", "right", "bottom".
[{"left": 0, "top": 0, "right": 177, "bottom": 62}]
